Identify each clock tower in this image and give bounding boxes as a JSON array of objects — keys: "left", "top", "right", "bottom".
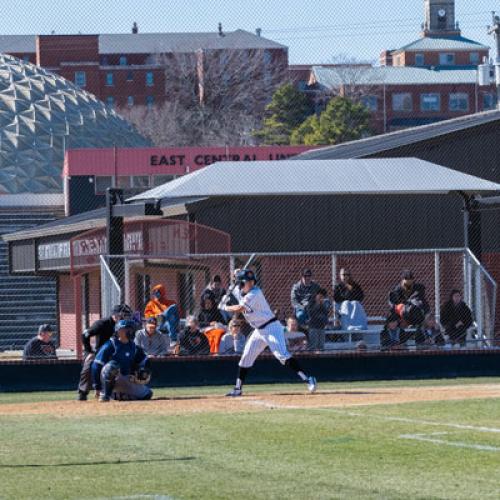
[{"left": 423, "top": 0, "right": 461, "bottom": 37}]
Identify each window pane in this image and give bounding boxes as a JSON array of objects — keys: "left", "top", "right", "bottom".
[
  {"left": 470, "top": 52, "right": 479, "bottom": 65},
  {"left": 392, "top": 93, "right": 412, "bottom": 111},
  {"left": 439, "top": 53, "right": 455, "bottom": 65},
  {"left": 127, "top": 95, "right": 134, "bottom": 107},
  {"left": 127, "top": 71, "right": 134, "bottom": 81},
  {"left": 361, "top": 95, "right": 378, "bottom": 111},
  {"left": 95, "top": 176, "right": 113, "bottom": 194},
  {"left": 415, "top": 53, "right": 424, "bottom": 66},
  {"left": 131, "top": 176, "right": 150, "bottom": 188},
  {"left": 449, "top": 93, "right": 469, "bottom": 111},
  {"left": 153, "top": 175, "right": 176, "bottom": 186},
  {"left": 420, "top": 93, "right": 440, "bottom": 111},
  {"left": 117, "top": 176, "right": 131, "bottom": 188},
  {"left": 146, "top": 95, "right": 154, "bottom": 108},
  {"left": 74, "top": 71, "right": 86, "bottom": 87},
  {"left": 106, "top": 96, "right": 115, "bottom": 108},
  {"left": 146, "top": 71, "right": 154, "bottom": 86},
  {"left": 106, "top": 72, "right": 114, "bottom": 85},
  {"left": 483, "top": 93, "right": 497, "bottom": 110},
  {"left": 119, "top": 55, "right": 127, "bottom": 66}
]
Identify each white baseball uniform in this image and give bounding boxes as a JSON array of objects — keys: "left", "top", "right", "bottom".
[{"left": 238, "top": 286, "right": 291, "bottom": 368}]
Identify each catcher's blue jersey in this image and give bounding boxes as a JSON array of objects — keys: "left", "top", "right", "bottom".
[{"left": 94, "top": 338, "right": 147, "bottom": 375}]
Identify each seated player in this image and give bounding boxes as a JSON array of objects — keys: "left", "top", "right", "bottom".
[
  {"left": 380, "top": 312, "right": 410, "bottom": 350},
  {"left": 333, "top": 269, "right": 367, "bottom": 331},
  {"left": 91, "top": 319, "right": 153, "bottom": 402},
  {"left": 415, "top": 313, "right": 445, "bottom": 349},
  {"left": 440, "top": 290, "right": 473, "bottom": 347},
  {"left": 23, "top": 324, "right": 57, "bottom": 360},
  {"left": 307, "top": 288, "right": 332, "bottom": 351},
  {"left": 144, "top": 283, "right": 180, "bottom": 346}
]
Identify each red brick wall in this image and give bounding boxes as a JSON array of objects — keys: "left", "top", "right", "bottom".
[{"left": 58, "top": 274, "right": 77, "bottom": 350}]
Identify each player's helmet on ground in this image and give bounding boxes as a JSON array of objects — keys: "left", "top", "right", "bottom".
[
  {"left": 114, "top": 319, "right": 136, "bottom": 340},
  {"left": 235, "top": 269, "right": 256, "bottom": 288}
]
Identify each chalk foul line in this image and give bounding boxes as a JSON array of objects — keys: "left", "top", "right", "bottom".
[{"left": 400, "top": 432, "right": 500, "bottom": 452}]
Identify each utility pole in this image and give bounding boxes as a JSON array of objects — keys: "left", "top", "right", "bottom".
[{"left": 487, "top": 11, "right": 500, "bottom": 109}]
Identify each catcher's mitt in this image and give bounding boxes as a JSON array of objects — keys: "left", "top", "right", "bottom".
[{"left": 129, "top": 368, "right": 152, "bottom": 385}]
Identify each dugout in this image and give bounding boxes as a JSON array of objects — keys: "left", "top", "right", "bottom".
[{"left": 4, "top": 157, "right": 500, "bottom": 356}]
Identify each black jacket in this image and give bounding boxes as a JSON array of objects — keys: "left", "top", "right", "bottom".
[
  {"left": 180, "top": 328, "right": 210, "bottom": 355},
  {"left": 23, "top": 337, "right": 57, "bottom": 360},
  {"left": 198, "top": 308, "right": 226, "bottom": 327},
  {"left": 291, "top": 280, "right": 321, "bottom": 310},
  {"left": 440, "top": 301, "right": 473, "bottom": 331},
  {"left": 333, "top": 282, "right": 364, "bottom": 303},
  {"left": 389, "top": 283, "right": 429, "bottom": 312},
  {"left": 82, "top": 316, "right": 116, "bottom": 353}
]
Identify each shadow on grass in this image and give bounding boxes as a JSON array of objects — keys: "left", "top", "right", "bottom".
[{"left": 0, "top": 456, "right": 196, "bottom": 468}]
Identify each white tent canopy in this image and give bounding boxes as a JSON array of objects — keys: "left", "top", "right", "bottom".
[{"left": 128, "top": 158, "right": 500, "bottom": 203}]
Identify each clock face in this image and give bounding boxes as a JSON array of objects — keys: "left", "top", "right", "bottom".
[{"left": 438, "top": 8, "right": 446, "bottom": 17}]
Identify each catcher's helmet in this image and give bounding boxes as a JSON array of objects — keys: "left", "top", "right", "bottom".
[
  {"left": 235, "top": 269, "right": 256, "bottom": 288},
  {"left": 115, "top": 319, "right": 136, "bottom": 340}
]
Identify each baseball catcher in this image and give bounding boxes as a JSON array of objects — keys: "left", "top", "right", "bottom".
[{"left": 91, "top": 319, "right": 153, "bottom": 402}]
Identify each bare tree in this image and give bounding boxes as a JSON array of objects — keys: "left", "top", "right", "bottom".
[{"left": 121, "top": 48, "right": 287, "bottom": 146}]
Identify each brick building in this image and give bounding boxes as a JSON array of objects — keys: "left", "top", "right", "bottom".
[
  {"left": 0, "top": 26, "right": 288, "bottom": 110},
  {"left": 306, "top": 0, "right": 495, "bottom": 133}
]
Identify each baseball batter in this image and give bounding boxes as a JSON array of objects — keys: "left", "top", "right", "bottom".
[{"left": 220, "top": 269, "right": 317, "bottom": 397}]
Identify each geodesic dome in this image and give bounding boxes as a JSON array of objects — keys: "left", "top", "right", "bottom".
[{"left": 0, "top": 54, "right": 150, "bottom": 194}]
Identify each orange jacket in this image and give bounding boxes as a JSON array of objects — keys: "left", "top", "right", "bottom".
[{"left": 144, "top": 284, "right": 176, "bottom": 318}]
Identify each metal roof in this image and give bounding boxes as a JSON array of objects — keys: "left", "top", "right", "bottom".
[
  {"left": 311, "top": 65, "right": 478, "bottom": 87},
  {"left": 297, "top": 110, "right": 500, "bottom": 160},
  {"left": 0, "top": 30, "right": 285, "bottom": 55},
  {"left": 1, "top": 197, "right": 205, "bottom": 242},
  {"left": 127, "top": 158, "right": 500, "bottom": 203},
  {"left": 396, "top": 35, "right": 489, "bottom": 53}
]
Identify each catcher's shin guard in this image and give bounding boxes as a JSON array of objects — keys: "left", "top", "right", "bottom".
[{"left": 101, "top": 361, "right": 120, "bottom": 398}]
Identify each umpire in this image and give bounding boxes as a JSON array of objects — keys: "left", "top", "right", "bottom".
[{"left": 77, "top": 304, "right": 132, "bottom": 401}]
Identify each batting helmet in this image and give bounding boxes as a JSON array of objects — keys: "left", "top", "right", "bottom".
[{"left": 235, "top": 269, "right": 256, "bottom": 288}]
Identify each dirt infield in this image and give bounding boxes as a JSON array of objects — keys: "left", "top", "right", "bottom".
[{"left": 0, "top": 383, "right": 499, "bottom": 417}]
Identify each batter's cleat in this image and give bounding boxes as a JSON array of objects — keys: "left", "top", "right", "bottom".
[
  {"left": 98, "top": 394, "right": 111, "bottom": 403},
  {"left": 225, "top": 388, "right": 242, "bottom": 397},
  {"left": 77, "top": 391, "right": 88, "bottom": 401},
  {"left": 307, "top": 376, "right": 317, "bottom": 394}
]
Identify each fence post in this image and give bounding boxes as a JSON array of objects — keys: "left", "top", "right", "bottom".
[
  {"left": 331, "top": 253, "right": 337, "bottom": 293},
  {"left": 475, "top": 265, "right": 483, "bottom": 339},
  {"left": 463, "top": 250, "right": 472, "bottom": 308},
  {"left": 434, "top": 251, "right": 441, "bottom": 323}
]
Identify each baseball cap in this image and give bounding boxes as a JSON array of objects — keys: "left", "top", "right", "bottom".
[
  {"left": 112, "top": 304, "right": 124, "bottom": 315},
  {"left": 213, "top": 275, "right": 221, "bottom": 282},
  {"left": 302, "top": 268, "right": 313, "bottom": 277},
  {"left": 401, "top": 269, "right": 414, "bottom": 280},
  {"left": 145, "top": 317, "right": 157, "bottom": 324},
  {"left": 38, "top": 324, "right": 53, "bottom": 334}
]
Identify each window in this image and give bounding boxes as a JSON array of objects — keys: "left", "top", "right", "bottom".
[
  {"left": 439, "top": 53, "right": 455, "bottom": 66},
  {"left": 23, "top": 54, "right": 31, "bottom": 63},
  {"left": 449, "top": 93, "right": 469, "bottom": 112},
  {"left": 146, "top": 95, "right": 154, "bottom": 109},
  {"left": 420, "top": 93, "right": 441, "bottom": 111},
  {"left": 127, "top": 95, "right": 134, "bottom": 107},
  {"left": 105, "top": 72, "right": 114, "bottom": 86},
  {"left": 392, "top": 93, "right": 413, "bottom": 112},
  {"left": 153, "top": 175, "right": 177, "bottom": 186},
  {"left": 126, "top": 71, "right": 134, "bottom": 81},
  {"left": 361, "top": 95, "right": 378, "bottom": 111},
  {"left": 101, "top": 56, "right": 109, "bottom": 65},
  {"left": 483, "top": 93, "right": 497, "bottom": 110},
  {"left": 119, "top": 55, "right": 127, "bottom": 66},
  {"left": 74, "top": 71, "right": 86, "bottom": 87},
  {"left": 415, "top": 53, "right": 425, "bottom": 66},
  {"left": 470, "top": 52, "right": 480, "bottom": 65},
  {"left": 146, "top": 71, "right": 154, "bottom": 86},
  {"left": 95, "top": 176, "right": 113, "bottom": 194},
  {"left": 117, "top": 176, "right": 131, "bottom": 188},
  {"left": 106, "top": 96, "right": 115, "bottom": 108},
  {"left": 131, "top": 176, "right": 150, "bottom": 189},
  {"left": 263, "top": 50, "right": 272, "bottom": 65}
]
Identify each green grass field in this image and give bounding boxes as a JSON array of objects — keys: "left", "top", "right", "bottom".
[{"left": 1, "top": 379, "right": 499, "bottom": 500}]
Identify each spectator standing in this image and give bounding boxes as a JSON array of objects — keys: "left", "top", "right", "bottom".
[
  {"left": 415, "top": 313, "right": 445, "bottom": 348},
  {"left": 144, "top": 284, "right": 179, "bottom": 345},
  {"left": 389, "top": 270, "right": 429, "bottom": 327},
  {"left": 201, "top": 275, "right": 226, "bottom": 306},
  {"left": 219, "top": 319, "right": 246, "bottom": 355},
  {"left": 290, "top": 268, "right": 321, "bottom": 326},
  {"left": 134, "top": 317, "right": 170, "bottom": 357},
  {"left": 308, "top": 289, "right": 332, "bottom": 351},
  {"left": 440, "top": 290, "right": 473, "bottom": 347},
  {"left": 77, "top": 304, "right": 132, "bottom": 401},
  {"left": 23, "top": 324, "right": 57, "bottom": 360},
  {"left": 179, "top": 316, "right": 210, "bottom": 355},
  {"left": 333, "top": 268, "right": 367, "bottom": 330}
]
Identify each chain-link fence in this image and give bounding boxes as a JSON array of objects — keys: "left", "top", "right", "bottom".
[{"left": 64, "top": 247, "right": 495, "bottom": 359}]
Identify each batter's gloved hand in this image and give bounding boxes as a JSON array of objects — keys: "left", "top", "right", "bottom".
[{"left": 129, "top": 368, "right": 151, "bottom": 385}]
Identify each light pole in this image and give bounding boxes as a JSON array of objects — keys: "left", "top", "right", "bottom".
[{"left": 487, "top": 11, "right": 500, "bottom": 109}]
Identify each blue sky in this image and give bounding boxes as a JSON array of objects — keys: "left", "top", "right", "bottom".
[{"left": 1, "top": 0, "right": 498, "bottom": 63}]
